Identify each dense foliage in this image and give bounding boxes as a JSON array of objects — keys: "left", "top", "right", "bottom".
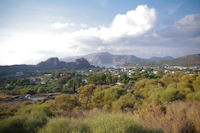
[{"left": 0, "top": 70, "right": 200, "bottom": 133}]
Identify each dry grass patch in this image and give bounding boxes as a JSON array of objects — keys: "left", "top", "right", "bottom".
[{"left": 137, "top": 101, "right": 200, "bottom": 133}]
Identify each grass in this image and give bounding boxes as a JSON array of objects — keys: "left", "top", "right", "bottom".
[
  {"left": 0, "top": 111, "right": 47, "bottom": 133},
  {"left": 38, "top": 112, "right": 162, "bottom": 133},
  {"left": 137, "top": 101, "right": 200, "bottom": 133}
]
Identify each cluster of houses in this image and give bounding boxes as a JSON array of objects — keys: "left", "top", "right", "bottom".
[
  {"left": 99, "top": 65, "right": 200, "bottom": 78},
  {"left": 12, "top": 65, "right": 200, "bottom": 88}
]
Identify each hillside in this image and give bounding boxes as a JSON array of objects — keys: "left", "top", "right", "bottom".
[
  {"left": 169, "top": 54, "right": 200, "bottom": 66},
  {"left": 149, "top": 56, "right": 174, "bottom": 61},
  {"left": 126, "top": 53, "right": 200, "bottom": 66}
]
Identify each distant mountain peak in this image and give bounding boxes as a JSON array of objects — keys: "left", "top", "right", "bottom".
[
  {"left": 45, "top": 57, "right": 60, "bottom": 65},
  {"left": 149, "top": 56, "right": 174, "bottom": 61},
  {"left": 46, "top": 57, "right": 59, "bottom": 61},
  {"left": 75, "top": 58, "right": 90, "bottom": 65},
  {"left": 37, "top": 57, "right": 94, "bottom": 70}
]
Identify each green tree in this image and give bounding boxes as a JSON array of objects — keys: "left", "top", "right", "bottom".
[
  {"left": 112, "top": 94, "right": 135, "bottom": 112},
  {"left": 92, "top": 86, "right": 126, "bottom": 106},
  {"left": 50, "top": 94, "right": 80, "bottom": 116},
  {"left": 77, "top": 84, "right": 96, "bottom": 108}
]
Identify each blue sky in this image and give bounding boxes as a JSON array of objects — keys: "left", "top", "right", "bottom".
[{"left": 0, "top": 0, "right": 200, "bottom": 65}]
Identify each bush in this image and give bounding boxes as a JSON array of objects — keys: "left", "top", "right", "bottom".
[
  {"left": 77, "top": 84, "right": 96, "bottom": 108},
  {"left": 0, "top": 106, "right": 17, "bottom": 120},
  {"left": 160, "top": 72, "right": 185, "bottom": 87},
  {"left": 92, "top": 86, "right": 126, "bottom": 106},
  {"left": 138, "top": 101, "right": 200, "bottom": 133},
  {"left": 103, "top": 104, "right": 111, "bottom": 112},
  {"left": 38, "top": 113, "right": 162, "bottom": 133},
  {"left": 112, "top": 94, "right": 135, "bottom": 112},
  {"left": 0, "top": 115, "right": 27, "bottom": 133},
  {"left": 86, "top": 113, "right": 162, "bottom": 133},
  {"left": 38, "top": 118, "right": 72, "bottom": 133},
  {"left": 38, "top": 117, "right": 91, "bottom": 133},
  {"left": 17, "top": 103, "right": 52, "bottom": 117},
  {"left": 160, "top": 86, "right": 183, "bottom": 102},
  {"left": 193, "top": 74, "right": 200, "bottom": 91},
  {"left": 0, "top": 111, "right": 47, "bottom": 133},
  {"left": 194, "top": 91, "right": 200, "bottom": 101},
  {"left": 50, "top": 94, "right": 80, "bottom": 116}
]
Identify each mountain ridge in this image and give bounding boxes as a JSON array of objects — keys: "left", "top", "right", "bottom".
[
  {"left": 0, "top": 57, "right": 95, "bottom": 76},
  {"left": 61, "top": 52, "right": 174, "bottom": 66},
  {"left": 125, "top": 53, "right": 200, "bottom": 66}
]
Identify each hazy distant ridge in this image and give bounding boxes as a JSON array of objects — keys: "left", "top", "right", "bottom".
[
  {"left": 0, "top": 57, "right": 94, "bottom": 75},
  {"left": 126, "top": 53, "right": 200, "bottom": 66},
  {"left": 61, "top": 52, "right": 174, "bottom": 66}
]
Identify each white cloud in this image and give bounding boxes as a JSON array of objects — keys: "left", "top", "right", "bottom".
[
  {"left": 110, "top": 5, "right": 156, "bottom": 38},
  {"left": 51, "top": 22, "right": 75, "bottom": 30},
  {"left": 175, "top": 14, "right": 200, "bottom": 29},
  {"left": 160, "top": 14, "right": 200, "bottom": 38},
  {"left": 65, "top": 5, "right": 157, "bottom": 42}
]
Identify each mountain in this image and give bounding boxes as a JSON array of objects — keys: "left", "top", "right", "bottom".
[
  {"left": 168, "top": 54, "right": 200, "bottom": 66},
  {"left": 66, "top": 58, "right": 95, "bottom": 69},
  {"left": 37, "top": 57, "right": 66, "bottom": 70},
  {"left": 36, "top": 57, "right": 94, "bottom": 70},
  {"left": 62, "top": 52, "right": 147, "bottom": 67},
  {"left": 149, "top": 56, "right": 174, "bottom": 61},
  {"left": 61, "top": 52, "right": 176, "bottom": 67},
  {"left": 87, "top": 52, "right": 147, "bottom": 66},
  {"left": 0, "top": 57, "right": 95, "bottom": 77},
  {"left": 126, "top": 54, "right": 200, "bottom": 66}
]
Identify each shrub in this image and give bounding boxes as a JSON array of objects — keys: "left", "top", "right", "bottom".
[
  {"left": 50, "top": 94, "right": 80, "bottom": 116},
  {"left": 160, "top": 72, "right": 185, "bottom": 87},
  {"left": 38, "top": 118, "right": 72, "bottom": 133},
  {"left": 0, "top": 106, "right": 17, "bottom": 120},
  {"left": 193, "top": 74, "right": 200, "bottom": 91},
  {"left": 160, "top": 86, "right": 183, "bottom": 102},
  {"left": 38, "top": 117, "right": 91, "bottom": 133},
  {"left": 0, "top": 115, "right": 27, "bottom": 133},
  {"left": 112, "top": 94, "right": 135, "bottom": 112},
  {"left": 77, "top": 84, "right": 96, "bottom": 108},
  {"left": 92, "top": 86, "right": 126, "bottom": 106},
  {"left": 103, "top": 104, "right": 111, "bottom": 112},
  {"left": 17, "top": 103, "right": 52, "bottom": 117},
  {"left": 138, "top": 101, "right": 200, "bottom": 133},
  {"left": 194, "top": 91, "right": 200, "bottom": 101},
  {"left": 0, "top": 111, "right": 47, "bottom": 133},
  {"left": 86, "top": 113, "right": 162, "bottom": 133}
]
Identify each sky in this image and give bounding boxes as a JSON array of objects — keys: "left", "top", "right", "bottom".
[{"left": 0, "top": 0, "right": 200, "bottom": 65}]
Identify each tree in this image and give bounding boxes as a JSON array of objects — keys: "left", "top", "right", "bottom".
[
  {"left": 193, "top": 74, "right": 200, "bottom": 91},
  {"left": 77, "top": 84, "right": 96, "bottom": 108},
  {"left": 56, "top": 76, "right": 70, "bottom": 86},
  {"left": 119, "top": 73, "right": 129, "bottom": 84},
  {"left": 160, "top": 72, "right": 185, "bottom": 87},
  {"left": 160, "top": 85, "right": 183, "bottom": 102},
  {"left": 112, "top": 94, "right": 135, "bottom": 112},
  {"left": 50, "top": 94, "right": 80, "bottom": 116},
  {"left": 67, "top": 77, "right": 81, "bottom": 93},
  {"left": 92, "top": 86, "right": 126, "bottom": 106}
]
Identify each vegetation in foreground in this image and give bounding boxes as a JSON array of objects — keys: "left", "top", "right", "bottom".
[{"left": 0, "top": 71, "right": 200, "bottom": 133}]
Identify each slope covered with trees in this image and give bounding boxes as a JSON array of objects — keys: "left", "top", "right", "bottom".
[{"left": 0, "top": 71, "right": 200, "bottom": 133}]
